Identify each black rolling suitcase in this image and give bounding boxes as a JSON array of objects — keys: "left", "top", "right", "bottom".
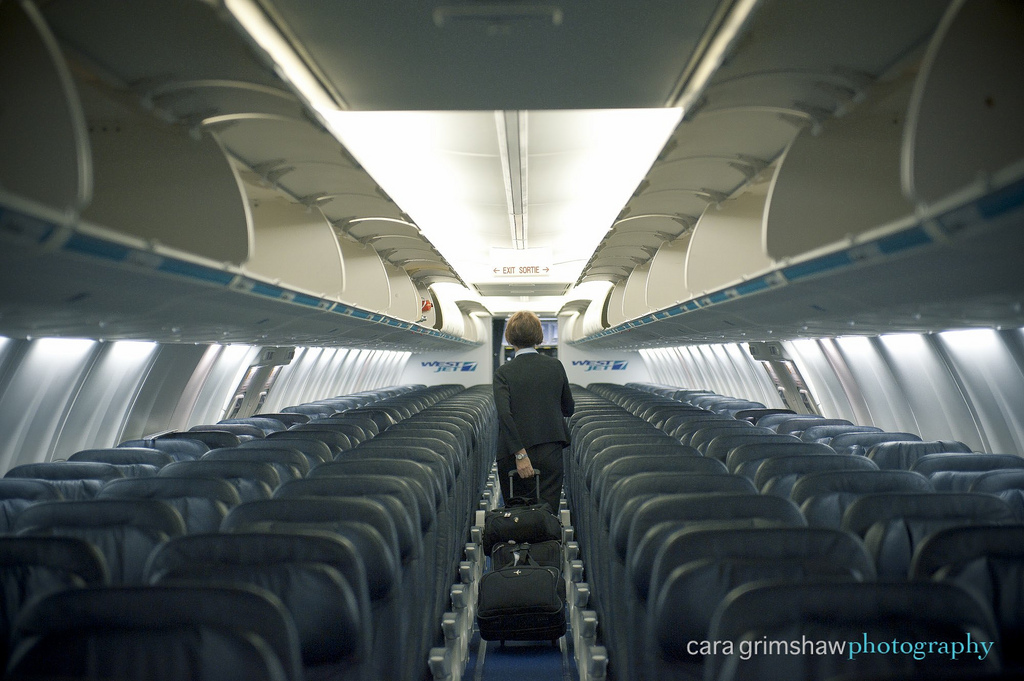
[
  {"left": 477, "top": 471, "right": 566, "bottom": 642},
  {"left": 481, "top": 470, "right": 562, "bottom": 556}
]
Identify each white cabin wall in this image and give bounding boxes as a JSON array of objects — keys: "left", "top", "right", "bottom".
[
  {"left": 0, "top": 335, "right": 415, "bottom": 472},
  {"left": 559, "top": 340, "right": 651, "bottom": 388},
  {"left": 641, "top": 328, "right": 1024, "bottom": 456},
  {"left": 641, "top": 343, "right": 784, "bottom": 408}
]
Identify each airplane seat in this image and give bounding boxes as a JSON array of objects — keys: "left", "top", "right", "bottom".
[
  {"left": 705, "top": 432, "right": 799, "bottom": 463},
  {"left": 342, "top": 408, "right": 398, "bottom": 433},
  {"left": 643, "top": 405, "right": 706, "bottom": 430},
  {"left": 912, "top": 453, "right": 1024, "bottom": 491},
  {"left": 0, "top": 536, "right": 108, "bottom": 668},
  {"left": 755, "top": 412, "right": 830, "bottom": 431},
  {"left": 324, "top": 413, "right": 381, "bottom": 438},
  {"left": 666, "top": 413, "right": 733, "bottom": 440},
  {"left": 648, "top": 550, "right": 874, "bottom": 681},
  {"left": 6, "top": 584, "right": 303, "bottom": 681},
  {"left": 775, "top": 417, "right": 855, "bottom": 437},
  {"left": 690, "top": 394, "right": 743, "bottom": 410},
  {"left": 274, "top": 476, "right": 433, "bottom": 680},
  {"left": 675, "top": 419, "right": 754, "bottom": 446},
  {"left": 689, "top": 423, "right": 767, "bottom": 454},
  {"left": 147, "top": 532, "right": 372, "bottom": 681},
  {"left": 3, "top": 462, "right": 125, "bottom": 500},
  {"left": 240, "top": 437, "right": 333, "bottom": 469},
  {"left": 867, "top": 440, "right": 973, "bottom": 470},
  {"left": 68, "top": 447, "right": 174, "bottom": 471},
  {"left": 756, "top": 454, "right": 880, "bottom": 498},
  {"left": 202, "top": 447, "right": 310, "bottom": 483},
  {"left": 218, "top": 417, "right": 289, "bottom": 436},
  {"left": 791, "top": 470, "right": 934, "bottom": 528},
  {"left": 716, "top": 401, "right": 769, "bottom": 417},
  {"left": 97, "top": 476, "right": 241, "bottom": 534},
  {"left": 726, "top": 441, "right": 835, "bottom": 480},
  {"left": 970, "top": 470, "right": 1024, "bottom": 522},
  {"left": 252, "top": 412, "right": 311, "bottom": 428},
  {"left": 159, "top": 429, "right": 243, "bottom": 450},
  {"left": 304, "top": 419, "right": 370, "bottom": 444},
  {"left": 909, "top": 525, "right": 1024, "bottom": 669},
  {"left": 221, "top": 498, "right": 404, "bottom": 681},
  {"left": 13, "top": 498, "right": 185, "bottom": 584},
  {"left": 733, "top": 407, "right": 795, "bottom": 424},
  {"left": 829, "top": 431, "right": 923, "bottom": 457},
  {"left": 0, "top": 479, "right": 64, "bottom": 533},
  {"left": 703, "top": 581, "right": 1000, "bottom": 681},
  {"left": 592, "top": 455, "right": 729, "bottom": 511},
  {"left": 800, "top": 424, "right": 884, "bottom": 444},
  {"left": 159, "top": 460, "right": 280, "bottom": 502},
  {"left": 607, "top": 494, "right": 805, "bottom": 681},
  {"left": 282, "top": 404, "right": 338, "bottom": 419},
  {"left": 273, "top": 427, "right": 353, "bottom": 456},
  {"left": 841, "top": 493, "right": 1015, "bottom": 579},
  {"left": 119, "top": 437, "right": 209, "bottom": 461},
  {"left": 191, "top": 423, "right": 265, "bottom": 442}
]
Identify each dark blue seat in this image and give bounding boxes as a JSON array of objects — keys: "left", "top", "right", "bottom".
[
  {"left": 240, "top": 436, "right": 332, "bottom": 468},
  {"left": 829, "top": 430, "right": 923, "bottom": 456},
  {"left": 909, "top": 524, "right": 1024, "bottom": 670},
  {"left": 158, "top": 430, "right": 242, "bottom": 449},
  {"left": 159, "top": 460, "right": 280, "bottom": 501},
  {"left": 0, "top": 536, "right": 108, "bottom": 668},
  {"left": 705, "top": 431, "right": 799, "bottom": 463},
  {"left": 221, "top": 497, "right": 403, "bottom": 681},
  {"left": 202, "top": 446, "right": 309, "bottom": 482},
  {"left": 868, "top": 440, "right": 973, "bottom": 470},
  {"left": 643, "top": 528, "right": 875, "bottom": 681},
  {"left": 148, "top": 531, "right": 371, "bottom": 681},
  {"left": 911, "top": 453, "right": 1024, "bottom": 491},
  {"left": 14, "top": 499, "right": 185, "bottom": 584},
  {"left": 971, "top": 470, "right": 1024, "bottom": 522},
  {"left": 702, "top": 581, "right": 1000, "bottom": 681},
  {"left": 191, "top": 423, "right": 264, "bottom": 441},
  {"left": 97, "top": 476, "right": 240, "bottom": 533},
  {"left": 791, "top": 469, "right": 934, "bottom": 528},
  {"left": 0, "top": 479, "right": 63, "bottom": 533},
  {"left": 7, "top": 584, "right": 302, "bottom": 681},
  {"left": 841, "top": 492, "right": 1015, "bottom": 578},
  {"left": 119, "top": 436, "right": 208, "bottom": 461},
  {"left": 800, "top": 423, "right": 883, "bottom": 444},
  {"left": 4, "top": 462, "right": 125, "bottom": 500},
  {"left": 218, "top": 417, "right": 288, "bottom": 435},
  {"left": 726, "top": 441, "right": 835, "bottom": 479},
  {"left": 68, "top": 447, "right": 174, "bottom": 472},
  {"left": 754, "top": 453, "right": 879, "bottom": 497}
]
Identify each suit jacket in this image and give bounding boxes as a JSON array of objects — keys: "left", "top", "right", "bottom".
[{"left": 493, "top": 352, "right": 574, "bottom": 459}]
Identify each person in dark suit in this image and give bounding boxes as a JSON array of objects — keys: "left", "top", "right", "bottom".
[{"left": 493, "top": 310, "right": 574, "bottom": 512}]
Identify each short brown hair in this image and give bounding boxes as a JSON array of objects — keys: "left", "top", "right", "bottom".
[{"left": 505, "top": 311, "right": 544, "bottom": 348}]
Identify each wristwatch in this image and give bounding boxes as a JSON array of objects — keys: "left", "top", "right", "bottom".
[{"left": 515, "top": 452, "right": 527, "bottom": 460}]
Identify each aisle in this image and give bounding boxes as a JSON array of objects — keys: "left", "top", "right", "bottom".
[{"left": 463, "top": 629, "right": 577, "bottom": 681}]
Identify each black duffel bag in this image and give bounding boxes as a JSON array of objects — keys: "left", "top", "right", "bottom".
[
  {"left": 482, "top": 471, "right": 561, "bottom": 555},
  {"left": 477, "top": 557, "right": 566, "bottom": 642}
]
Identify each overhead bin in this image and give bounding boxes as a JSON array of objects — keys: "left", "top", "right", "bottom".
[
  {"left": 686, "top": 181, "right": 775, "bottom": 294},
  {"left": 621, "top": 262, "right": 655, "bottom": 321},
  {"left": 241, "top": 195, "right": 345, "bottom": 301},
  {"left": 645, "top": 233, "right": 694, "bottom": 311},
  {"left": 902, "top": 0, "right": 1024, "bottom": 205},
  {"left": 605, "top": 282, "right": 629, "bottom": 328},
  {"left": 382, "top": 263, "right": 421, "bottom": 324},
  {"left": 0, "top": 0, "right": 91, "bottom": 216},
  {"left": 764, "top": 73, "right": 916, "bottom": 261},
  {"left": 336, "top": 238, "right": 392, "bottom": 314}
]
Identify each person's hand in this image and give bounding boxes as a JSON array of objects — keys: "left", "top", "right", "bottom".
[{"left": 515, "top": 450, "right": 535, "bottom": 478}]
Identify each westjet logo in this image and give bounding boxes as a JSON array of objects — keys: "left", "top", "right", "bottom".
[
  {"left": 571, "top": 360, "right": 629, "bottom": 372},
  {"left": 421, "top": 361, "right": 478, "bottom": 373}
]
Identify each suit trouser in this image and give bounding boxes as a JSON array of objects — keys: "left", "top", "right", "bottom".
[{"left": 497, "top": 441, "right": 564, "bottom": 513}]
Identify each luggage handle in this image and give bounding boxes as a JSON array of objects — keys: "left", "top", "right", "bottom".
[{"left": 508, "top": 468, "right": 541, "bottom": 503}]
